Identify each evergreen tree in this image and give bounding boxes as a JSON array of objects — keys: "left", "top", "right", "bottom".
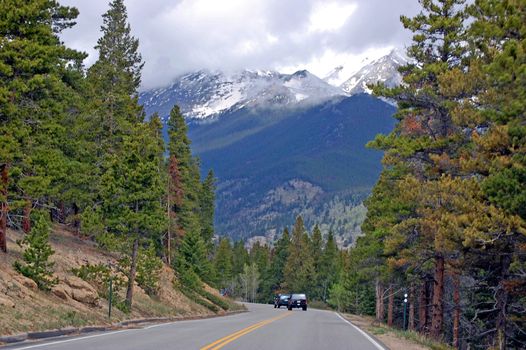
[
  {"left": 310, "top": 224, "right": 323, "bottom": 299},
  {"left": 268, "top": 228, "right": 290, "bottom": 293},
  {"left": 319, "top": 231, "right": 339, "bottom": 301},
  {"left": 177, "top": 229, "right": 212, "bottom": 283},
  {"left": 232, "top": 240, "right": 249, "bottom": 276},
  {"left": 99, "top": 122, "right": 166, "bottom": 308},
  {"left": 199, "top": 170, "right": 216, "bottom": 250},
  {"left": 370, "top": 0, "right": 470, "bottom": 339},
  {"left": 214, "top": 237, "right": 233, "bottom": 289},
  {"left": 87, "top": 0, "right": 144, "bottom": 149},
  {"left": 284, "top": 217, "right": 315, "bottom": 292},
  {"left": 167, "top": 105, "right": 201, "bottom": 239},
  {"left": 0, "top": 0, "right": 84, "bottom": 252},
  {"left": 14, "top": 213, "right": 58, "bottom": 291}
]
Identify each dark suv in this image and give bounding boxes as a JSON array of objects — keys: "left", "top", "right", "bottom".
[
  {"left": 288, "top": 293, "right": 307, "bottom": 311},
  {"left": 274, "top": 294, "right": 290, "bottom": 308}
]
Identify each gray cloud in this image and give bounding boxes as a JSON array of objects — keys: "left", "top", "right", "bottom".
[{"left": 60, "top": 0, "right": 421, "bottom": 90}]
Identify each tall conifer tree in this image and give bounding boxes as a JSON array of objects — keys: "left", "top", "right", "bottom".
[{"left": 0, "top": 0, "right": 84, "bottom": 252}]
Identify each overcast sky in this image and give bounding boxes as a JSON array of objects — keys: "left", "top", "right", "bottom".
[{"left": 60, "top": 0, "right": 421, "bottom": 90}]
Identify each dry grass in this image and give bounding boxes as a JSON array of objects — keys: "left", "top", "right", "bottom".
[
  {"left": 343, "top": 314, "right": 453, "bottom": 350},
  {"left": 0, "top": 226, "right": 231, "bottom": 336}
]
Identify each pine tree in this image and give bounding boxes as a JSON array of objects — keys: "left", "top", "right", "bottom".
[
  {"left": 232, "top": 240, "right": 249, "bottom": 276},
  {"left": 370, "top": 0, "right": 470, "bottom": 339},
  {"left": 14, "top": 212, "right": 58, "bottom": 291},
  {"left": 199, "top": 170, "right": 216, "bottom": 250},
  {"left": 310, "top": 224, "right": 323, "bottom": 299},
  {"left": 268, "top": 228, "right": 290, "bottom": 293},
  {"left": 319, "top": 231, "right": 339, "bottom": 301},
  {"left": 459, "top": 2, "right": 526, "bottom": 347},
  {"left": 99, "top": 123, "right": 166, "bottom": 308},
  {"left": 214, "top": 237, "right": 233, "bottom": 289},
  {"left": 0, "top": 0, "right": 84, "bottom": 252},
  {"left": 284, "top": 216, "right": 315, "bottom": 293},
  {"left": 167, "top": 105, "right": 201, "bottom": 239},
  {"left": 87, "top": 0, "right": 144, "bottom": 150},
  {"left": 177, "top": 229, "right": 212, "bottom": 283}
]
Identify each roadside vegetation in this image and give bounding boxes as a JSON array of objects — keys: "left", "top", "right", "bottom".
[
  {"left": 0, "top": 0, "right": 238, "bottom": 331},
  {"left": 216, "top": 1, "right": 526, "bottom": 349},
  {"left": 1, "top": 0, "right": 524, "bottom": 349}
]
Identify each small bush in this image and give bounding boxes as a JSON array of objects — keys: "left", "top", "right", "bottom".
[
  {"left": 196, "top": 289, "right": 230, "bottom": 311},
  {"left": 180, "top": 287, "right": 220, "bottom": 313},
  {"left": 136, "top": 245, "right": 163, "bottom": 296},
  {"left": 72, "top": 262, "right": 125, "bottom": 296},
  {"left": 14, "top": 213, "right": 58, "bottom": 291}
]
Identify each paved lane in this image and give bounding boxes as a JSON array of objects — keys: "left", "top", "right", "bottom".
[{"left": 3, "top": 304, "right": 386, "bottom": 350}]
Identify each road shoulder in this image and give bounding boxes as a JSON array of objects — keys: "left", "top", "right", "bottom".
[{"left": 340, "top": 314, "right": 447, "bottom": 350}]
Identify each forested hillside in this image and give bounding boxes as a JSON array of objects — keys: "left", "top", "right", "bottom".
[
  {"left": 0, "top": 0, "right": 229, "bottom": 316},
  {"left": 189, "top": 94, "right": 396, "bottom": 242},
  {"left": 256, "top": 1, "right": 524, "bottom": 349},
  {"left": 1, "top": 0, "right": 525, "bottom": 349}
]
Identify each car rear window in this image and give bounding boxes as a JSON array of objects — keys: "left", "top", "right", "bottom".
[
  {"left": 280, "top": 295, "right": 289, "bottom": 300},
  {"left": 292, "top": 294, "right": 306, "bottom": 299}
]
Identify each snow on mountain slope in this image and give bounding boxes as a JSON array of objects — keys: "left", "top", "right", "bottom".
[
  {"left": 339, "top": 49, "right": 408, "bottom": 94},
  {"left": 140, "top": 69, "right": 345, "bottom": 121},
  {"left": 139, "top": 49, "right": 409, "bottom": 122}
]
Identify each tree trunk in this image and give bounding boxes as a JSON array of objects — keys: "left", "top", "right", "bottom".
[
  {"left": 72, "top": 203, "right": 80, "bottom": 232},
  {"left": 430, "top": 254, "right": 445, "bottom": 340},
  {"left": 58, "top": 201, "right": 66, "bottom": 223},
  {"left": 409, "top": 286, "right": 415, "bottom": 331},
  {"left": 22, "top": 199, "right": 31, "bottom": 233},
  {"left": 452, "top": 272, "right": 460, "bottom": 349},
  {"left": 495, "top": 254, "right": 511, "bottom": 350},
  {"left": 166, "top": 194, "right": 171, "bottom": 266},
  {"left": 387, "top": 284, "right": 395, "bottom": 327},
  {"left": 419, "top": 281, "right": 428, "bottom": 333},
  {"left": 125, "top": 238, "right": 139, "bottom": 308},
  {"left": 0, "top": 164, "right": 8, "bottom": 253},
  {"left": 375, "top": 279, "right": 385, "bottom": 322}
]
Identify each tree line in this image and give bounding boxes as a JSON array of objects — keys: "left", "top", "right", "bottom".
[
  {"left": 333, "top": 1, "right": 526, "bottom": 349},
  {"left": 211, "top": 216, "right": 342, "bottom": 304},
  {"left": 0, "top": 0, "right": 216, "bottom": 311}
]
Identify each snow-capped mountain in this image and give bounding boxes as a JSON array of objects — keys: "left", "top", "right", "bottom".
[
  {"left": 139, "top": 49, "right": 408, "bottom": 122},
  {"left": 339, "top": 49, "right": 408, "bottom": 94},
  {"left": 139, "top": 69, "right": 344, "bottom": 121}
]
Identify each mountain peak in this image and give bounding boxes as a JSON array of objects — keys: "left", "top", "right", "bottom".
[
  {"left": 339, "top": 49, "right": 408, "bottom": 94},
  {"left": 139, "top": 68, "right": 345, "bottom": 121}
]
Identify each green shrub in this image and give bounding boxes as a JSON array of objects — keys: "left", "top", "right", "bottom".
[
  {"left": 136, "top": 244, "right": 163, "bottom": 296},
  {"left": 180, "top": 286, "right": 219, "bottom": 313},
  {"left": 14, "top": 213, "right": 58, "bottom": 291},
  {"left": 196, "top": 289, "right": 230, "bottom": 311}
]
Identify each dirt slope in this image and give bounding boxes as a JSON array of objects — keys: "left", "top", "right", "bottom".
[{"left": 0, "top": 226, "right": 228, "bottom": 336}]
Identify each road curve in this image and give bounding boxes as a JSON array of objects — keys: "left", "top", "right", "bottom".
[{"left": 3, "top": 303, "right": 386, "bottom": 350}]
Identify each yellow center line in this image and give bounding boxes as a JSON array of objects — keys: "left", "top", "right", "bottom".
[{"left": 200, "top": 312, "right": 293, "bottom": 350}]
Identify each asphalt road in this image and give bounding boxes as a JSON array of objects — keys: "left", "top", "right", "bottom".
[{"left": 4, "top": 304, "right": 386, "bottom": 350}]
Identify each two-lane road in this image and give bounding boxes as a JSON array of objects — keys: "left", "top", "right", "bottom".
[{"left": 4, "top": 304, "right": 386, "bottom": 350}]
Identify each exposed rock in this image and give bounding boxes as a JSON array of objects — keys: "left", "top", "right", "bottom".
[
  {"left": 52, "top": 277, "right": 99, "bottom": 306},
  {"left": 64, "top": 276, "right": 95, "bottom": 292},
  {"left": 13, "top": 275, "right": 38, "bottom": 291},
  {"left": 52, "top": 284, "right": 72, "bottom": 301},
  {"left": 70, "top": 289, "right": 98, "bottom": 306},
  {"left": 0, "top": 295, "right": 15, "bottom": 308}
]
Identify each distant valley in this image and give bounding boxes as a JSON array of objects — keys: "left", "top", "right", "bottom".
[{"left": 139, "top": 50, "right": 404, "bottom": 246}]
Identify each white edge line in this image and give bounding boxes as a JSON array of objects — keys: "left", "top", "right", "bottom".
[
  {"left": 10, "top": 329, "right": 134, "bottom": 350},
  {"left": 143, "top": 321, "right": 179, "bottom": 330},
  {"left": 335, "top": 313, "right": 387, "bottom": 350}
]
